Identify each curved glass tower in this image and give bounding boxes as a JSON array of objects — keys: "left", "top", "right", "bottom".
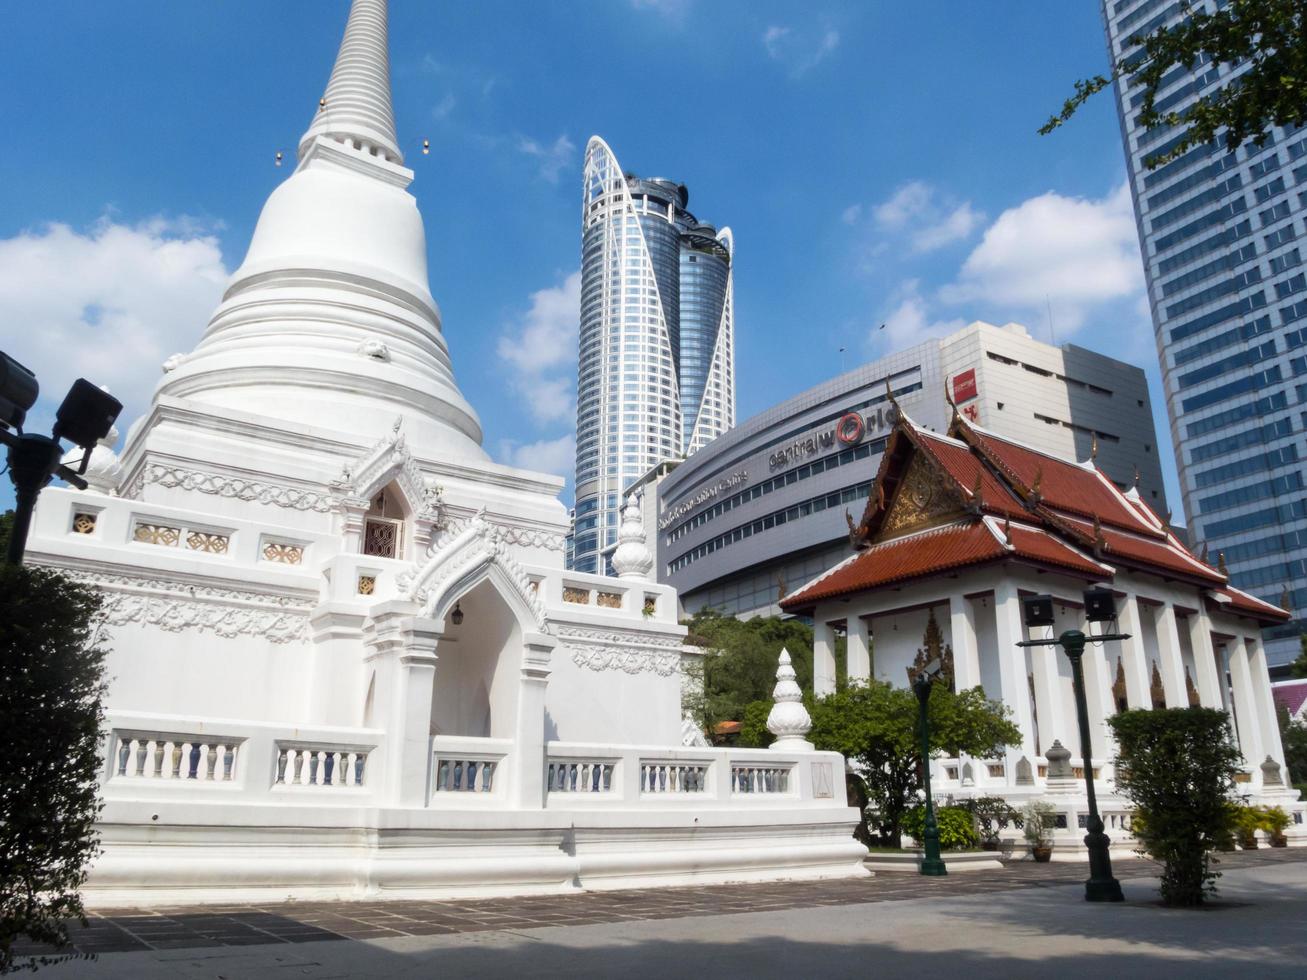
[{"left": 573, "top": 137, "right": 736, "bottom": 573}]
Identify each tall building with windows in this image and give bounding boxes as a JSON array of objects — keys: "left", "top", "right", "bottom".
[
  {"left": 1103, "top": 0, "right": 1307, "bottom": 667},
  {"left": 572, "top": 137, "right": 735, "bottom": 573}
]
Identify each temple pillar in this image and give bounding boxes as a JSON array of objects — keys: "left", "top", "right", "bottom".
[
  {"left": 1079, "top": 613, "right": 1117, "bottom": 763},
  {"left": 1028, "top": 643, "right": 1063, "bottom": 758},
  {"left": 1187, "top": 610, "right": 1223, "bottom": 708},
  {"left": 1155, "top": 603, "right": 1187, "bottom": 707},
  {"left": 1248, "top": 635, "right": 1287, "bottom": 773},
  {"left": 1226, "top": 636, "right": 1263, "bottom": 776},
  {"left": 1115, "top": 593, "right": 1153, "bottom": 708},
  {"left": 950, "top": 594, "right": 981, "bottom": 692},
  {"left": 511, "top": 633, "right": 556, "bottom": 809},
  {"left": 847, "top": 615, "right": 871, "bottom": 685},
  {"left": 993, "top": 581, "right": 1036, "bottom": 761},
  {"left": 363, "top": 602, "right": 442, "bottom": 807},
  {"left": 813, "top": 619, "right": 836, "bottom": 697}
]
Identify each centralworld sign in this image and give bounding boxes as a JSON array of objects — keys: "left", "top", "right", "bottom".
[{"left": 767, "top": 405, "right": 896, "bottom": 472}]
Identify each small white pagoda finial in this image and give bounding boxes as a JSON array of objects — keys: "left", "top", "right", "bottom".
[
  {"left": 767, "top": 648, "right": 814, "bottom": 751},
  {"left": 610, "top": 492, "right": 653, "bottom": 581}
]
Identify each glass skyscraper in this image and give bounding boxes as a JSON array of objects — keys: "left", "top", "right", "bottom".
[
  {"left": 572, "top": 137, "right": 735, "bottom": 574},
  {"left": 1103, "top": 0, "right": 1307, "bottom": 666}
]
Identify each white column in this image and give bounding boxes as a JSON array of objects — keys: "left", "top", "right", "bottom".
[
  {"left": 813, "top": 618, "right": 836, "bottom": 697},
  {"left": 1029, "top": 643, "right": 1064, "bottom": 758},
  {"left": 1155, "top": 603, "right": 1187, "bottom": 708},
  {"left": 1080, "top": 618, "right": 1118, "bottom": 764},
  {"left": 1226, "top": 636, "right": 1263, "bottom": 776},
  {"left": 993, "top": 581, "right": 1036, "bottom": 761},
  {"left": 1248, "top": 635, "right": 1287, "bottom": 772},
  {"left": 1116, "top": 593, "right": 1154, "bottom": 708},
  {"left": 1187, "top": 611, "right": 1223, "bottom": 708},
  {"left": 364, "top": 604, "right": 441, "bottom": 808},
  {"left": 847, "top": 615, "right": 871, "bottom": 684},
  {"left": 950, "top": 594, "right": 981, "bottom": 692},
  {"left": 511, "top": 633, "right": 555, "bottom": 809}
]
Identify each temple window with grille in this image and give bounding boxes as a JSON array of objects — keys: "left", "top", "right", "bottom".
[{"left": 362, "top": 487, "right": 404, "bottom": 559}]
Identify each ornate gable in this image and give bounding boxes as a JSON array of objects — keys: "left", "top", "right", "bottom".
[
  {"left": 878, "top": 452, "right": 968, "bottom": 540},
  {"left": 331, "top": 419, "right": 444, "bottom": 554}
]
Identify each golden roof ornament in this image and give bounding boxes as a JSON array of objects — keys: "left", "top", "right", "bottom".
[{"left": 1217, "top": 551, "right": 1228, "bottom": 575}]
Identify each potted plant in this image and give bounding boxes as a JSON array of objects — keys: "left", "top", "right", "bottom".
[
  {"left": 1234, "top": 804, "right": 1262, "bottom": 850},
  {"left": 1022, "top": 800, "right": 1057, "bottom": 862},
  {"left": 1261, "top": 805, "right": 1291, "bottom": 848}
]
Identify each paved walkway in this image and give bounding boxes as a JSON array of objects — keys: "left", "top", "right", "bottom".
[{"left": 16, "top": 848, "right": 1307, "bottom": 978}]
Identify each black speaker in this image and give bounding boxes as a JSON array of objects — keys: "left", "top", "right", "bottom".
[
  {"left": 1021, "top": 594, "right": 1056, "bottom": 628},
  {"left": 1084, "top": 587, "right": 1117, "bottom": 624}
]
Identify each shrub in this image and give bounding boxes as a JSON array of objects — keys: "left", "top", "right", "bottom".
[
  {"left": 1261, "top": 805, "right": 1291, "bottom": 841},
  {"left": 962, "top": 796, "right": 1018, "bottom": 846},
  {"left": 1, "top": 565, "right": 109, "bottom": 972},
  {"left": 1109, "top": 707, "right": 1241, "bottom": 907},
  {"left": 736, "top": 700, "right": 775, "bottom": 749},
  {"left": 902, "top": 805, "right": 979, "bottom": 851},
  {"left": 1232, "top": 804, "right": 1263, "bottom": 848}
]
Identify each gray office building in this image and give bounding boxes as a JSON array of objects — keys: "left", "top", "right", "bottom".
[
  {"left": 1103, "top": 0, "right": 1307, "bottom": 666},
  {"left": 652, "top": 321, "right": 1167, "bottom": 619}
]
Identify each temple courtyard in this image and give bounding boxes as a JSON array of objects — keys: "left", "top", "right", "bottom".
[{"left": 17, "top": 848, "right": 1307, "bottom": 977}]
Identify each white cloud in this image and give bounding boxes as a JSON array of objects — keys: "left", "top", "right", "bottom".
[
  {"left": 516, "top": 134, "right": 576, "bottom": 184},
  {"left": 841, "top": 203, "right": 863, "bottom": 226},
  {"left": 876, "top": 280, "right": 968, "bottom": 351},
  {"left": 498, "top": 433, "right": 575, "bottom": 480},
  {"left": 495, "top": 270, "right": 581, "bottom": 425},
  {"left": 762, "top": 24, "right": 840, "bottom": 77},
  {"left": 431, "top": 92, "right": 456, "bottom": 121},
  {"left": 866, "top": 181, "right": 983, "bottom": 254},
  {"left": 630, "top": 0, "right": 692, "bottom": 18},
  {"left": 0, "top": 217, "right": 228, "bottom": 435},
  {"left": 942, "top": 182, "right": 1144, "bottom": 331}
]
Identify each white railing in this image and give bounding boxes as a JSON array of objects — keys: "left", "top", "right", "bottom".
[
  {"left": 102, "top": 711, "right": 383, "bottom": 802},
  {"left": 731, "top": 763, "right": 792, "bottom": 794},
  {"left": 275, "top": 744, "right": 370, "bottom": 788},
  {"left": 113, "top": 732, "right": 241, "bottom": 782},
  {"left": 431, "top": 736, "right": 511, "bottom": 796},
  {"left": 641, "top": 761, "right": 708, "bottom": 794},
  {"left": 546, "top": 759, "right": 615, "bottom": 794}
]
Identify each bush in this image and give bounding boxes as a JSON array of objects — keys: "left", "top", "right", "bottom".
[
  {"left": 902, "top": 805, "right": 979, "bottom": 851},
  {"left": 1022, "top": 800, "right": 1057, "bottom": 847},
  {"left": 737, "top": 700, "right": 775, "bottom": 749},
  {"left": 1, "top": 565, "right": 109, "bottom": 972},
  {"left": 1109, "top": 707, "right": 1241, "bottom": 907},
  {"left": 962, "top": 796, "right": 1018, "bottom": 846}
]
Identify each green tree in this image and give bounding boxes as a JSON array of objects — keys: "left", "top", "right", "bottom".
[
  {"left": 1109, "top": 707, "right": 1242, "bottom": 907},
  {"left": 737, "top": 700, "right": 775, "bottom": 749},
  {"left": 809, "top": 682, "right": 1020, "bottom": 847},
  {"left": 682, "top": 611, "right": 847, "bottom": 734},
  {"left": 1279, "top": 704, "right": 1307, "bottom": 792},
  {"left": 0, "top": 510, "right": 12, "bottom": 559},
  {"left": 1040, "top": 0, "right": 1306, "bottom": 168},
  {"left": 1, "top": 566, "right": 109, "bottom": 971},
  {"left": 1289, "top": 633, "right": 1307, "bottom": 679}
]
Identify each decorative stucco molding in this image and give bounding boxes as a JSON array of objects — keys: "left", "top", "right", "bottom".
[
  {"left": 555, "top": 624, "right": 683, "bottom": 677},
  {"left": 399, "top": 510, "right": 548, "bottom": 631},
  {"left": 332, "top": 419, "right": 442, "bottom": 522},
  {"left": 61, "top": 570, "right": 312, "bottom": 644},
  {"left": 442, "top": 514, "right": 565, "bottom": 553},
  {"left": 133, "top": 464, "right": 335, "bottom": 513}
]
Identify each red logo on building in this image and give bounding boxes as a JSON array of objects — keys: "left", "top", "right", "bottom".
[
  {"left": 952, "top": 369, "right": 978, "bottom": 404},
  {"left": 836, "top": 412, "right": 865, "bottom": 445}
]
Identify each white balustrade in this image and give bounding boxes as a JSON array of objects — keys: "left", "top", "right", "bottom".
[
  {"left": 640, "top": 760, "right": 708, "bottom": 794},
  {"left": 730, "top": 763, "right": 792, "bottom": 794},
  {"left": 113, "top": 733, "right": 240, "bottom": 782},
  {"left": 433, "top": 756, "right": 500, "bottom": 793},
  {"left": 275, "top": 744, "right": 369, "bottom": 787},
  {"left": 546, "top": 759, "right": 615, "bottom": 793}
]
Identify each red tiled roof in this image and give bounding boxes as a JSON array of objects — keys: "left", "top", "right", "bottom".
[
  {"left": 1209, "top": 586, "right": 1292, "bottom": 623},
  {"left": 914, "top": 430, "right": 1027, "bottom": 520},
  {"left": 781, "top": 519, "right": 1110, "bottom": 610},
  {"left": 961, "top": 425, "right": 1154, "bottom": 534},
  {"left": 1092, "top": 523, "right": 1226, "bottom": 585},
  {"left": 1273, "top": 680, "right": 1307, "bottom": 719}
]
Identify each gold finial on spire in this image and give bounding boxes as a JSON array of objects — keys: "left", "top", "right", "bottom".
[
  {"left": 1200, "top": 542, "right": 1209, "bottom": 563},
  {"left": 1002, "top": 516, "right": 1013, "bottom": 546},
  {"left": 1133, "top": 464, "right": 1141, "bottom": 488},
  {"left": 885, "top": 378, "right": 901, "bottom": 415},
  {"left": 1217, "top": 551, "right": 1228, "bottom": 575},
  {"left": 1090, "top": 432, "right": 1098, "bottom": 460}
]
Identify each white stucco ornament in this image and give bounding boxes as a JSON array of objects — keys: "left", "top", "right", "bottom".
[
  {"left": 610, "top": 492, "right": 653, "bottom": 581},
  {"left": 767, "top": 648, "right": 814, "bottom": 751}
]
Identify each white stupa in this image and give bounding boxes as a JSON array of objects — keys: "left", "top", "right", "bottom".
[{"left": 23, "top": 0, "right": 863, "bottom": 905}]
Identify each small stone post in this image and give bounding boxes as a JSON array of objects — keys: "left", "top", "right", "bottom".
[
  {"left": 610, "top": 492, "right": 654, "bottom": 581},
  {"left": 767, "top": 648, "right": 814, "bottom": 751}
]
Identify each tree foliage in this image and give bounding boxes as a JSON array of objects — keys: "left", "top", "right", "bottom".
[
  {"left": 1278, "top": 704, "right": 1307, "bottom": 791},
  {"left": 0, "top": 511, "right": 12, "bottom": 560},
  {"left": 809, "top": 681, "right": 1020, "bottom": 847},
  {"left": 1289, "top": 633, "right": 1307, "bottom": 679},
  {"left": 681, "top": 611, "right": 845, "bottom": 733},
  {"left": 902, "top": 805, "right": 978, "bottom": 852},
  {"left": 1040, "top": 0, "right": 1306, "bottom": 168},
  {"left": 1109, "top": 707, "right": 1241, "bottom": 907},
  {"left": 1, "top": 566, "right": 109, "bottom": 972},
  {"left": 737, "top": 700, "right": 775, "bottom": 749}
]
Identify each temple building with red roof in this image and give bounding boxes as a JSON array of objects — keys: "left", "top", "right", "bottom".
[{"left": 781, "top": 401, "right": 1304, "bottom": 843}]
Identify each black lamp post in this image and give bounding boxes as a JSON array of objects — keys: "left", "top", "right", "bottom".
[
  {"left": 1, "top": 352, "right": 121, "bottom": 565},
  {"left": 1018, "top": 588, "right": 1126, "bottom": 902},
  {"left": 912, "top": 657, "right": 947, "bottom": 876}
]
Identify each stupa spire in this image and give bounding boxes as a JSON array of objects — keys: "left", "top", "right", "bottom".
[{"left": 299, "top": 0, "right": 403, "bottom": 165}]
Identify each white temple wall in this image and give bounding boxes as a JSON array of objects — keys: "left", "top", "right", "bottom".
[
  {"left": 427, "top": 581, "right": 521, "bottom": 739},
  {"left": 543, "top": 644, "right": 684, "bottom": 747},
  {"left": 867, "top": 606, "right": 932, "bottom": 686},
  {"left": 973, "top": 596, "right": 1003, "bottom": 697}
]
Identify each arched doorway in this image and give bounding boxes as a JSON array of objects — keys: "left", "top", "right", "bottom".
[{"left": 429, "top": 578, "right": 522, "bottom": 738}]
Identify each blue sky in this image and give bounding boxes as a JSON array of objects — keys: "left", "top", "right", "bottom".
[{"left": 0, "top": 1, "right": 1179, "bottom": 514}]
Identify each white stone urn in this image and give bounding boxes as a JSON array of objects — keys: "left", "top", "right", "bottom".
[
  {"left": 610, "top": 492, "right": 654, "bottom": 581},
  {"left": 767, "top": 647, "right": 814, "bottom": 751}
]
